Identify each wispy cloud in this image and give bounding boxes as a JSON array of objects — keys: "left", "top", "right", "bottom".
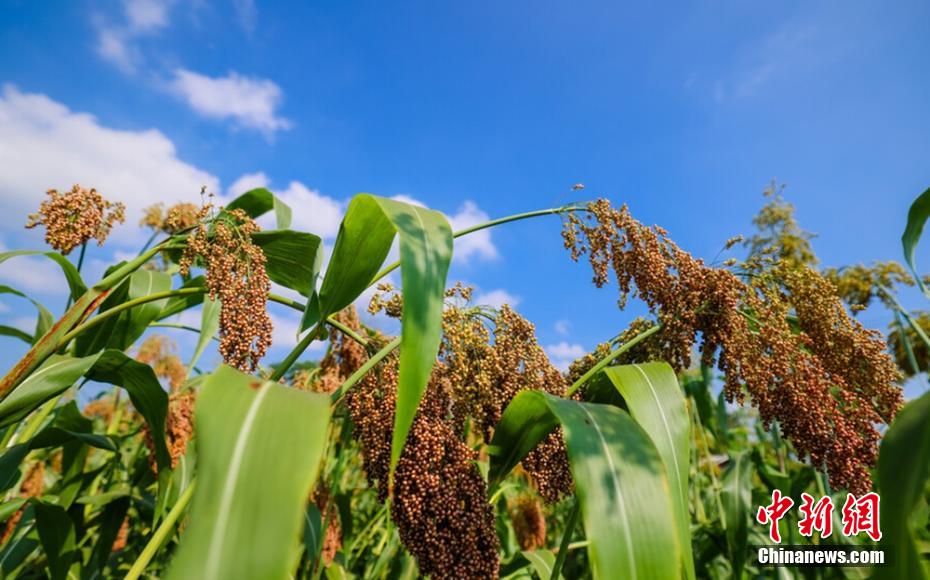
[
  {"left": 545, "top": 341, "right": 586, "bottom": 372},
  {"left": 95, "top": 0, "right": 175, "bottom": 73},
  {"left": 232, "top": 0, "right": 258, "bottom": 34},
  {"left": 473, "top": 289, "right": 520, "bottom": 309},
  {"left": 0, "top": 85, "right": 218, "bottom": 245},
  {"left": 169, "top": 69, "right": 292, "bottom": 135}
]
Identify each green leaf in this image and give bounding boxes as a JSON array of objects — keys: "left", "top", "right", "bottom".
[
  {"left": 521, "top": 549, "right": 555, "bottom": 580},
  {"left": 489, "top": 391, "right": 681, "bottom": 579},
  {"left": 903, "top": 186, "right": 930, "bottom": 298},
  {"left": 0, "top": 325, "right": 33, "bottom": 344},
  {"left": 0, "top": 285, "right": 54, "bottom": 344},
  {"left": 252, "top": 229, "right": 323, "bottom": 297},
  {"left": 189, "top": 297, "right": 221, "bottom": 371},
  {"left": 87, "top": 496, "right": 130, "bottom": 575},
  {"left": 34, "top": 502, "right": 77, "bottom": 580},
  {"left": 0, "top": 353, "right": 100, "bottom": 428},
  {"left": 308, "top": 194, "right": 452, "bottom": 477},
  {"left": 227, "top": 187, "right": 292, "bottom": 229},
  {"left": 166, "top": 365, "right": 331, "bottom": 580},
  {"left": 721, "top": 451, "right": 752, "bottom": 577},
  {"left": 76, "top": 269, "right": 172, "bottom": 355},
  {"left": 599, "top": 363, "right": 693, "bottom": 580},
  {"left": 85, "top": 350, "right": 171, "bottom": 472},
  {"left": 875, "top": 391, "right": 930, "bottom": 579},
  {"left": 0, "top": 250, "right": 87, "bottom": 300}
]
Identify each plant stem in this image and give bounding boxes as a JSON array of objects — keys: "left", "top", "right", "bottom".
[
  {"left": 371, "top": 206, "right": 576, "bottom": 284},
  {"left": 565, "top": 323, "right": 662, "bottom": 397},
  {"left": 125, "top": 480, "right": 197, "bottom": 580},
  {"left": 138, "top": 231, "right": 159, "bottom": 257},
  {"left": 551, "top": 499, "right": 581, "bottom": 580},
  {"left": 329, "top": 337, "right": 402, "bottom": 404}
]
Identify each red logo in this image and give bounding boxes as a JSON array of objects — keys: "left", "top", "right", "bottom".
[{"left": 756, "top": 491, "right": 882, "bottom": 543}]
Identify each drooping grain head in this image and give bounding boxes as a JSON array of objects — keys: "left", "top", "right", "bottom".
[{"left": 562, "top": 198, "right": 904, "bottom": 494}]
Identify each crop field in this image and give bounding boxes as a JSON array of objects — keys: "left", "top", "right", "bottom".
[{"left": 0, "top": 182, "right": 926, "bottom": 579}]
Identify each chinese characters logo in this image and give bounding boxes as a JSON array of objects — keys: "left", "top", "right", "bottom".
[{"left": 756, "top": 490, "right": 881, "bottom": 543}]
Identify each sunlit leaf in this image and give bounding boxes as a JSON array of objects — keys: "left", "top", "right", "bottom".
[
  {"left": 307, "top": 194, "right": 452, "bottom": 477},
  {"left": 0, "top": 353, "right": 100, "bottom": 428},
  {"left": 227, "top": 187, "right": 292, "bottom": 230},
  {"left": 166, "top": 365, "right": 330, "bottom": 580},
  {"left": 252, "top": 229, "right": 323, "bottom": 297},
  {"left": 599, "top": 363, "right": 693, "bottom": 579},
  {"left": 489, "top": 391, "right": 681, "bottom": 579},
  {"left": 875, "top": 391, "right": 930, "bottom": 579},
  {"left": 902, "top": 186, "right": 930, "bottom": 298}
]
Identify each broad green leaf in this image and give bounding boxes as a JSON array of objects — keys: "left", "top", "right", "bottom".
[
  {"left": 166, "top": 365, "right": 331, "bottom": 580},
  {"left": 252, "top": 229, "right": 323, "bottom": 297},
  {"left": 600, "top": 363, "right": 693, "bottom": 580},
  {"left": 0, "top": 250, "right": 87, "bottom": 300},
  {"left": 0, "top": 353, "right": 100, "bottom": 428},
  {"left": 75, "top": 269, "right": 172, "bottom": 355},
  {"left": 902, "top": 186, "right": 930, "bottom": 298},
  {"left": 87, "top": 496, "right": 130, "bottom": 575},
  {"left": 522, "top": 549, "right": 555, "bottom": 579},
  {"left": 85, "top": 350, "right": 171, "bottom": 471},
  {"left": 489, "top": 391, "right": 681, "bottom": 579},
  {"left": 227, "top": 187, "right": 292, "bottom": 229},
  {"left": 189, "top": 297, "right": 221, "bottom": 371},
  {"left": 308, "top": 194, "right": 452, "bottom": 477},
  {"left": 34, "top": 502, "right": 77, "bottom": 580},
  {"left": 721, "top": 452, "right": 752, "bottom": 577},
  {"left": 875, "top": 391, "right": 930, "bottom": 579}
]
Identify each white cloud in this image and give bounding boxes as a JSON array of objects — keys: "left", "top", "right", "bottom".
[
  {"left": 473, "top": 289, "right": 520, "bottom": 309},
  {"left": 554, "top": 319, "right": 571, "bottom": 336},
  {"left": 95, "top": 0, "right": 174, "bottom": 73},
  {"left": 447, "top": 201, "right": 498, "bottom": 262},
  {"left": 169, "top": 69, "right": 292, "bottom": 134},
  {"left": 270, "top": 311, "right": 325, "bottom": 353},
  {"left": 226, "top": 171, "right": 270, "bottom": 197},
  {"left": 0, "top": 85, "right": 219, "bottom": 245},
  {"left": 545, "top": 341, "right": 587, "bottom": 372},
  {"left": 0, "top": 255, "right": 67, "bottom": 296},
  {"left": 276, "top": 182, "right": 344, "bottom": 239}
]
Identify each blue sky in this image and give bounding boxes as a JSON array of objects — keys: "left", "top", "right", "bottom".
[{"left": 0, "top": 0, "right": 928, "bottom": 379}]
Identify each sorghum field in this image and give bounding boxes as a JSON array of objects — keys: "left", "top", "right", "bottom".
[{"left": 0, "top": 181, "right": 927, "bottom": 579}]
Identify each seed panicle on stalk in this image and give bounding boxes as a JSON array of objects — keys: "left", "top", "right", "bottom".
[
  {"left": 26, "top": 185, "right": 125, "bottom": 254},
  {"left": 562, "top": 198, "right": 903, "bottom": 493}
]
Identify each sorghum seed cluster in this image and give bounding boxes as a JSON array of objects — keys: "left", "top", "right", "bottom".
[
  {"left": 26, "top": 185, "right": 125, "bottom": 254},
  {"left": 1, "top": 462, "right": 44, "bottom": 544},
  {"left": 141, "top": 202, "right": 204, "bottom": 235},
  {"left": 562, "top": 199, "right": 903, "bottom": 493},
  {"left": 345, "top": 357, "right": 500, "bottom": 579},
  {"left": 180, "top": 207, "right": 272, "bottom": 372}
]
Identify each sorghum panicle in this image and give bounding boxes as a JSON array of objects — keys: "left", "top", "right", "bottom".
[
  {"left": 179, "top": 207, "right": 272, "bottom": 372},
  {"left": 510, "top": 495, "right": 547, "bottom": 551},
  {"left": 562, "top": 199, "right": 903, "bottom": 493},
  {"left": 26, "top": 185, "right": 125, "bottom": 254}
]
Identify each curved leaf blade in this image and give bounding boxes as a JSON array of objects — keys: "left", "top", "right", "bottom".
[
  {"left": 0, "top": 250, "right": 87, "bottom": 299},
  {"left": 166, "top": 365, "right": 331, "bottom": 580},
  {"left": 721, "top": 451, "right": 752, "bottom": 577},
  {"left": 252, "top": 229, "right": 322, "bottom": 298},
  {"left": 489, "top": 391, "right": 682, "bottom": 580},
  {"left": 902, "top": 186, "right": 930, "bottom": 298},
  {"left": 308, "top": 194, "right": 452, "bottom": 478},
  {"left": 601, "top": 363, "right": 693, "bottom": 579},
  {"left": 0, "top": 353, "right": 100, "bottom": 428},
  {"left": 875, "top": 391, "right": 930, "bottom": 579},
  {"left": 227, "top": 187, "right": 292, "bottom": 230}
]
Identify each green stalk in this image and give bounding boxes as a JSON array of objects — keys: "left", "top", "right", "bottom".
[
  {"left": 329, "top": 337, "right": 402, "bottom": 404},
  {"left": 126, "top": 480, "right": 197, "bottom": 580},
  {"left": 371, "top": 206, "right": 576, "bottom": 284},
  {"left": 551, "top": 499, "right": 581, "bottom": 580},
  {"left": 882, "top": 287, "right": 930, "bottom": 352},
  {"left": 565, "top": 323, "right": 662, "bottom": 397}
]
